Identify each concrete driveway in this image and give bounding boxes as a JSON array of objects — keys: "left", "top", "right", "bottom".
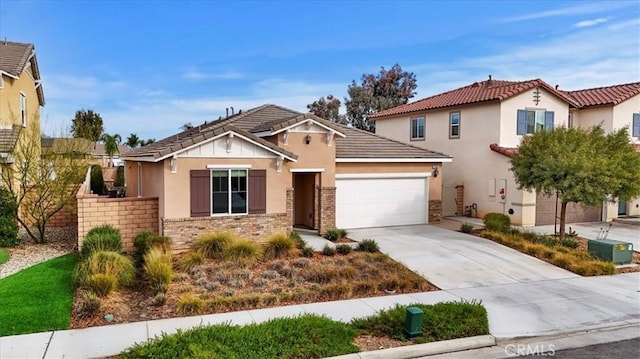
[
  {"left": 531, "top": 222, "right": 639, "bottom": 252},
  {"left": 348, "top": 225, "right": 578, "bottom": 290}
]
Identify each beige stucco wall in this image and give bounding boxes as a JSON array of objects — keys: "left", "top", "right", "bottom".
[
  {"left": 574, "top": 106, "right": 613, "bottom": 132},
  {"left": 0, "top": 68, "right": 41, "bottom": 126},
  {"left": 274, "top": 131, "right": 337, "bottom": 187},
  {"left": 613, "top": 94, "right": 640, "bottom": 143}
]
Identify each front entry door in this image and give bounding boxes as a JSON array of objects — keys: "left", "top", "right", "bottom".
[{"left": 293, "top": 173, "right": 315, "bottom": 228}]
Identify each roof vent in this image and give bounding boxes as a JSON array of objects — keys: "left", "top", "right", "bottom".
[
  {"left": 472, "top": 82, "right": 480, "bottom": 88},
  {"left": 555, "top": 84, "right": 559, "bottom": 90},
  {"left": 488, "top": 74, "right": 492, "bottom": 81}
]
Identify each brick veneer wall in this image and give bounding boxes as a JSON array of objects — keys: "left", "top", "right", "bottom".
[
  {"left": 164, "top": 187, "right": 295, "bottom": 253},
  {"left": 77, "top": 187, "right": 159, "bottom": 252},
  {"left": 163, "top": 213, "right": 292, "bottom": 253},
  {"left": 456, "top": 185, "right": 464, "bottom": 216},
  {"left": 48, "top": 204, "right": 78, "bottom": 227},
  {"left": 318, "top": 187, "right": 336, "bottom": 234},
  {"left": 428, "top": 200, "right": 442, "bottom": 223}
]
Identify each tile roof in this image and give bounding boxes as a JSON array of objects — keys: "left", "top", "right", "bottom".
[
  {"left": 0, "top": 125, "right": 22, "bottom": 153},
  {"left": 125, "top": 104, "right": 450, "bottom": 161},
  {"left": 563, "top": 82, "right": 640, "bottom": 108},
  {"left": 489, "top": 143, "right": 518, "bottom": 158},
  {"left": 90, "top": 143, "right": 131, "bottom": 156},
  {"left": 336, "top": 125, "right": 450, "bottom": 159},
  {"left": 41, "top": 137, "right": 94, "bottom": 155},
  {"left": 371, "top": 78, "right": 580, "bottom": 118},
  {"left": 0, "top": 41, "right": 45, "bottom": 105}
]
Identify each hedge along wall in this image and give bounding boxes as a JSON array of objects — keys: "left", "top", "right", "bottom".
[{"left": 76, "top": 182, "right": 159, "bottom": 252}]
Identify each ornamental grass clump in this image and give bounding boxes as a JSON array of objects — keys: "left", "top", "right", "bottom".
[
  {"left": 194, "top": 232, "right": 235, "bottom": 258},
  {"left": 221, "top": 238, "right": 262, "bottom": 263},
  {"left": 144, "top": 247, "right": 173, "bottom": 293},
  {"left": 264, "top": 233, "right": 296, "bottom": 259}
]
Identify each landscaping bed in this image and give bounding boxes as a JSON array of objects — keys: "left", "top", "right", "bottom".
[
  {"left": 120, "top": 302, "right": 489, "bottom": 358},
  {"left": 71, "top": 230, "right": 437, "bottom": 329}
]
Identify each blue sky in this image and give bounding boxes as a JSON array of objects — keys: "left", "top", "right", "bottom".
[{"left": 1, "top": 0, "right": 638, "bottom": 140}]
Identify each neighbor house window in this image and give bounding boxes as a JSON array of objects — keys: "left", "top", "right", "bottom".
[
  {"left": 410, "top": 117, "right": 425, "bottom": 140},
  {"left": 20, "top": 93, "right": 27, "bottom": 127},
  {"left": 212, "top": 169, "right": 247, "bottom": 214},
  {"left": 568, "top": 113, "right": 574, "bottom": 129},
  {"left": 517, "top": 109, "right": 554, "bottom": 135},
  {"left": 449, "top": 112, "right": 460, "bottom": 138},
  {"left": 633, "top": 113, "right": 640, "bottom": 137}
]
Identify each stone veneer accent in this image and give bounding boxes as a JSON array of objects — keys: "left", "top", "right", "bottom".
[
  {"left": 77, "top": 186, "right": 159, "bottom": 252},
  {"left": 318, "top": 187, "right": 336, "bottom": 234},
  {"left": 428, "top": 199, "right": 442, "bottom": 223},
  {"left": 456, "top": 185, "right": 464, "bottom": 216},
  {"left": 163, "top": 213, "right": 292, "bottom": 253},
  {"left": 164, "top": 188, "right": 295, "bottom": 253}
]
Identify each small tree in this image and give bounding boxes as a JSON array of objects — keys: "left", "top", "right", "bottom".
[
  {"left": 71, "top": 109, "right": 104, "bottom": 142},
  {"left": 345, "top": 64, "right": 417, "bottom": 132},
  {"left": 0, "top": 187, "right": 19, "bottom": 247},
  {"left": 307, "top": 95, "right": 342, "bottom": 123},
  {"left": 511, "top": 126, "right": 640, "bottom": 240},
  {"left": 2, "top": 120, "right": 90, "bottom": 243},
  {"left": 125, "top": 133, "right": 140, "bottom": 148},
  {"left": 90, "top": 165, "right": 105, "bottom": 195},
  {"left": 100, "top": 133, "right": 121, "bottom": 167}
]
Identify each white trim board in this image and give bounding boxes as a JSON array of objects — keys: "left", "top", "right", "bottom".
[
  {"left": 336, "top": 172, "right": 431, "bottom": 179},
  {"left": 290, "top": 168, "right": 325, "bottom": 173},
  {"left": 207, "top": 164, "right": 253, "bottom": 169},
  {"left": 336, "top": 158, "right": 452, "bottom": 163}
]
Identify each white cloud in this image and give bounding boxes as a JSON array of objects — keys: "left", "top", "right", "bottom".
[
  {"left": 573, "top": 17, "right": 608, "bottom": 28},
  {"left": 501, "top": 2, "right": 632, "bottom": 22},
  {"left": 182, "top": 69, "right": 245, "bottom": 81},
  {"left": 608, "top": 17, "right": 640, "bottom": 30}
]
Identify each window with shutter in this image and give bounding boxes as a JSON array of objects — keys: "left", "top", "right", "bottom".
[
  {"left": 190, "top": 170, "right": 211, "bottom": 217},
  {"left": 633, "top": 113, "right": 640, "bottom": 137},
  {"left": 248, "top": 170, "right": 266, "bottom": 214},
  {"left": 517, "top": 109, "right": 554, "bottom": 134}
]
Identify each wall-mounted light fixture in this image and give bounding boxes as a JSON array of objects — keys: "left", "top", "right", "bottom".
[
  {"left": 305, "top": 134, "right": 311, "bottom": 145},
  {"left": 432, "top": 165, "right": 439, "bottom": 178}
]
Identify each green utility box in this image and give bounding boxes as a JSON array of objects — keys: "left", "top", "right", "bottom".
[
  {"left": 404, "top": 306, "right": 423, "bottom": 338},
  {"left": 587, "top": 239, "right": 633, "bottom": 265}
]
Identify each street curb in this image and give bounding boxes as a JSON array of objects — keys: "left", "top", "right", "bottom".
[
  {"left": 493, "top": 320, "right": 640, "bottom": 344},
  {"left": 327, "top": 334, "right": 496, "bottom": 359}
]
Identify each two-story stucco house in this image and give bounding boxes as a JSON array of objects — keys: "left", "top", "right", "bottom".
[
  {"left": 0, "top": 40, "right": 45, "bottom": 181},
  {"left": 372, "top": 77, "right": 640, "bottom": 227}
]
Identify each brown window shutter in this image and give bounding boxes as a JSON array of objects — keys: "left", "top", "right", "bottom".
[
  {"left": 248, "top": 169, "right": 266, "bottom": 214},
  {"left": 190, "top": 170, "right": 210, "bottom": 217}
]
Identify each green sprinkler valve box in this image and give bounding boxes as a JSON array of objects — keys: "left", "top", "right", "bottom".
[
  {"left": 587, "top": 239, "right": 633, "bottom": 265},
  {"left": 404, "top": 306, "right": 423, "bottom": 338}
]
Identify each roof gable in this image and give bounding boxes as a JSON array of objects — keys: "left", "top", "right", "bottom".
[
  {"left": 0, "top": 41, "right": 45, "bottom": 106},
  {"left": 563, "top": 82, "right": 640, "bottom": 108},
  {"left": 371, "top": 78, "right": 579, "bottom": 119}
]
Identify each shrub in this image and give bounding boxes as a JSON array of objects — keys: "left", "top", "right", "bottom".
[
  {"left": 221, "top": 239, "right": 262, "bottom": 263},
  {"left": 264, "top": 233, "right": 296, "bottom": 259},
  {"left": 301, "top": 245, "right": 315, "bottom": 258},
  {"left": 84, "top": 273, "right": 117, "bottom": 297},
  {"left": 77, "top": 291, "right": 102, "bottom": 318},
  {"left": 460, "top": 223, "right": 474, "bottom": 233},
  {"left": 115, "top": 166, "right": 125, "bottom": 187},
  {"left": 179, "top": 251, "right": 204, "bottom": 272},
  {"left": 133, "top": 231, "right": 158, "bottom": 268},
  {"left": 573, "top": 261, "right": 616, "bottom": 276},
  {"left": 483, "top": 213, "right": 511, "bottom": 233},
  {"left": 144, "top": 247, "right": 173, "bottom": 293},
  {"left": 152, "top": 292, "right": 167, "bottom": 306},
  {"left": 81, "top": 226, "right": 122, "bottom": 258},
  {"left": 0, "top": 187, "right": 17, "bottom": 218},
  {"left": 90, "top": 165, "right": 105, "bottom": 195},
  {"left": 322, "top": 244, "right": 336, "bottom": 256},
  {"left": 358, "top": 239, "right": 380, "bottom": 253},
  {"left": 336, "top": 244, "right": 352, "bottom": 255},
  {"left": 293, "top": 258, "right": 310, "bottom": 268},
  {"left": 76, "top": 251, "right": 135, "bottom": 290},
  {"left": 177, "top": 293, "right": 204, "bottom": 316},
  {"left": 0, "top": 217, "right": 19, "bottom": 247},
  {"left": 262, "top": 270, "right": 278, "bottom": 280},
  {"left": 324, "top": 228, "right": 342, "bottom": 241},
  {"left": 560, "top": 238, "right": 579, "bottom": 249},
  {"left": 194, "top": 232, "right": 235, "bottom": 259}
]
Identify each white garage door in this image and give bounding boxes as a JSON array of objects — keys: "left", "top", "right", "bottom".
[{"left": 336, "top": 174, "right": 428, "bottom": 229}]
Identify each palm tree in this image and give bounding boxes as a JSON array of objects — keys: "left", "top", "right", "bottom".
[
  {"left": 140, "top": 138, "right": 155, "bottom": 146},
  {"left": 126, "top": 133, "right": 140, "bottom": 148},
  {"left": 100, "top": 133, "right": 121, "bottom": 167}
]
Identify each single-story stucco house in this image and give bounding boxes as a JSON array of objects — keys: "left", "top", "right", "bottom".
[{"left": 122, "top": 104, "right": 451, "bottom": 250}]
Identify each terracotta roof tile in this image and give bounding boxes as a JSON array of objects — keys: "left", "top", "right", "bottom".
[
  {"left": 371, "top": 78, "right": 579, "bottom": 118},
  {"left": 489, "top": 143, "right": 518, "bottom": 158},
  {"left": 563, "top": 82, "right": 640, "bottom": 107}
]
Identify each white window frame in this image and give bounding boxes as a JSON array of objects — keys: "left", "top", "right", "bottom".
[
  {"left": 20, "top": 92, "right": 27, "bottom": 127},
  {"left": 568, "top": 112, "right": 574, "bottom": 129},
  {"left": 449, "top": 112, "right": 460, "bottom": 139},
  {"left": 525, "top": 108, "right": 546, "bottom": 134},
  {"left": 410, "top": 117, "right": 425, "bottom": 140},
  {"left": 210, "top": 168, "right": 249, "bottom": 216}
]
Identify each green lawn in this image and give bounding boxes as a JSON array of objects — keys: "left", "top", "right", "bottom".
[
  {"left": 0, "top": 253, "right": 78, "bottom": 336},
  {"left": 122, "top": 301, "right": 489, "bottom": 358},
  {"left": 0, "top": 248, "right": 9, "bottom": 265}
]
